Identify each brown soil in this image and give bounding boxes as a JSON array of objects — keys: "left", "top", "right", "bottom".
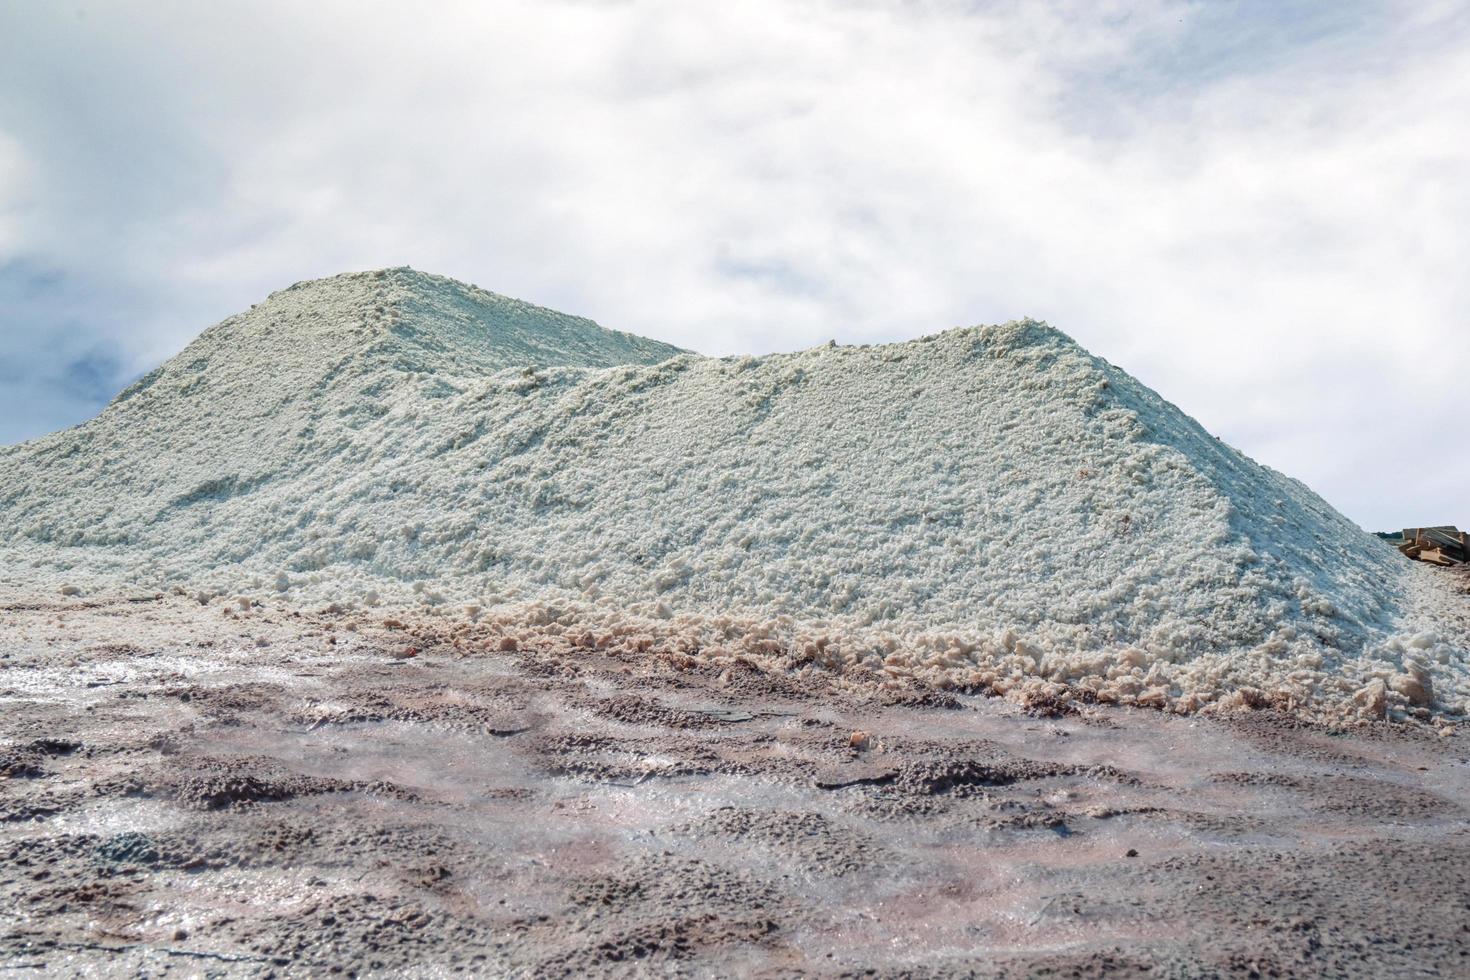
[{"left": 1, "top": 591, "right": 1467, "bottom": 977}]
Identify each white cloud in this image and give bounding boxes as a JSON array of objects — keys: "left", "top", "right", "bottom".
[
  {"left": 0, "top": 130, "right": 30, "bottom": 252},
  {"left": 0, "top": 0, "right": 1466, "bottom": 529}
]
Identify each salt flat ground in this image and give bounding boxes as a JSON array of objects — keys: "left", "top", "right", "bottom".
[{"left": 1, "top": 589, "right": 1467, "bottom": 977}]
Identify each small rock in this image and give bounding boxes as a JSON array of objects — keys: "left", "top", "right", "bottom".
[
  {"left": 1126, "top": 848, "right": 1139, "bottom": 858},
  {"left": 849, "top": 730, "right": 871, "bottom": 752},
  {"left": 59, "top": 584, "right": 81, "bottom": 597},
  {"left": 391, "top": 647, "right": 419, "bottom": 660}
]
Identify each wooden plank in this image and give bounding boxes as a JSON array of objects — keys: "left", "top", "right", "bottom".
[{"left": 1422, "top": 530, "right": 1465, "bottom": 562}]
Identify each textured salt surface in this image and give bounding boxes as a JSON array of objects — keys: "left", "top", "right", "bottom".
[{"left": 0, "top": 268, "right": 1464, "bottom": 719}]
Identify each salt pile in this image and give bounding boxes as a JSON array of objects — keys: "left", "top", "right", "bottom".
[{"left": 1, "top": 268, "right": 1464, "bottom": 718}]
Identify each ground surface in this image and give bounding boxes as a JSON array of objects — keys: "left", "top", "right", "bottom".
[{"left": 2, "top": 590, "right": 1467, "bottom": 977}]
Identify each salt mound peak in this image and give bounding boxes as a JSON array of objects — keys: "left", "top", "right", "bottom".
[
  {"left": 109, "top": 266, "right": 684, "bottom": 410},
  {"left": 1, "top": 271, "right": 1464, "bottom": 719}
]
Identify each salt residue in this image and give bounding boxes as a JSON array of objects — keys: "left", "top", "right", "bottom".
[{"left": 1, "top": 268, "right": 1463, "bottom": 719}]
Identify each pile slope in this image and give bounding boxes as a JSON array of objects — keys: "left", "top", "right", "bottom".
[{"left": 0, "top": 268, "right": 1462, "bottom": 717}]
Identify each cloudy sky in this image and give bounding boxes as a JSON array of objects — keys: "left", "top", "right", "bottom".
[{"left": 1, "top": 1, "right": 1466, "bottom": 530}]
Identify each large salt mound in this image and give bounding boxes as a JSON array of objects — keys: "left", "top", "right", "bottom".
[{"left": 1, "top": 268, "right": 1464, "bottom": 718}]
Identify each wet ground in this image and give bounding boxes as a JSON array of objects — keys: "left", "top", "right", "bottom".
[{"left": 1, "top": 590, "right": 1467, "bottom": 977}]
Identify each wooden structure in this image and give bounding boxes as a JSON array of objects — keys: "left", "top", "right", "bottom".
[{"left": 1398, "top": 526, "right": 1469, "bottom": 566}]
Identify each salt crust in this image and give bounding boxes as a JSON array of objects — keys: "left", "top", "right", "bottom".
[{"left": 1, "top": 268, "right": 1463, "bottom": 719}]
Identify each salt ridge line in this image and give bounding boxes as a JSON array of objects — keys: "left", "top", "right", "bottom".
[{"left": 0, "top": 268, "right": 1463, "bottom": 718}]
